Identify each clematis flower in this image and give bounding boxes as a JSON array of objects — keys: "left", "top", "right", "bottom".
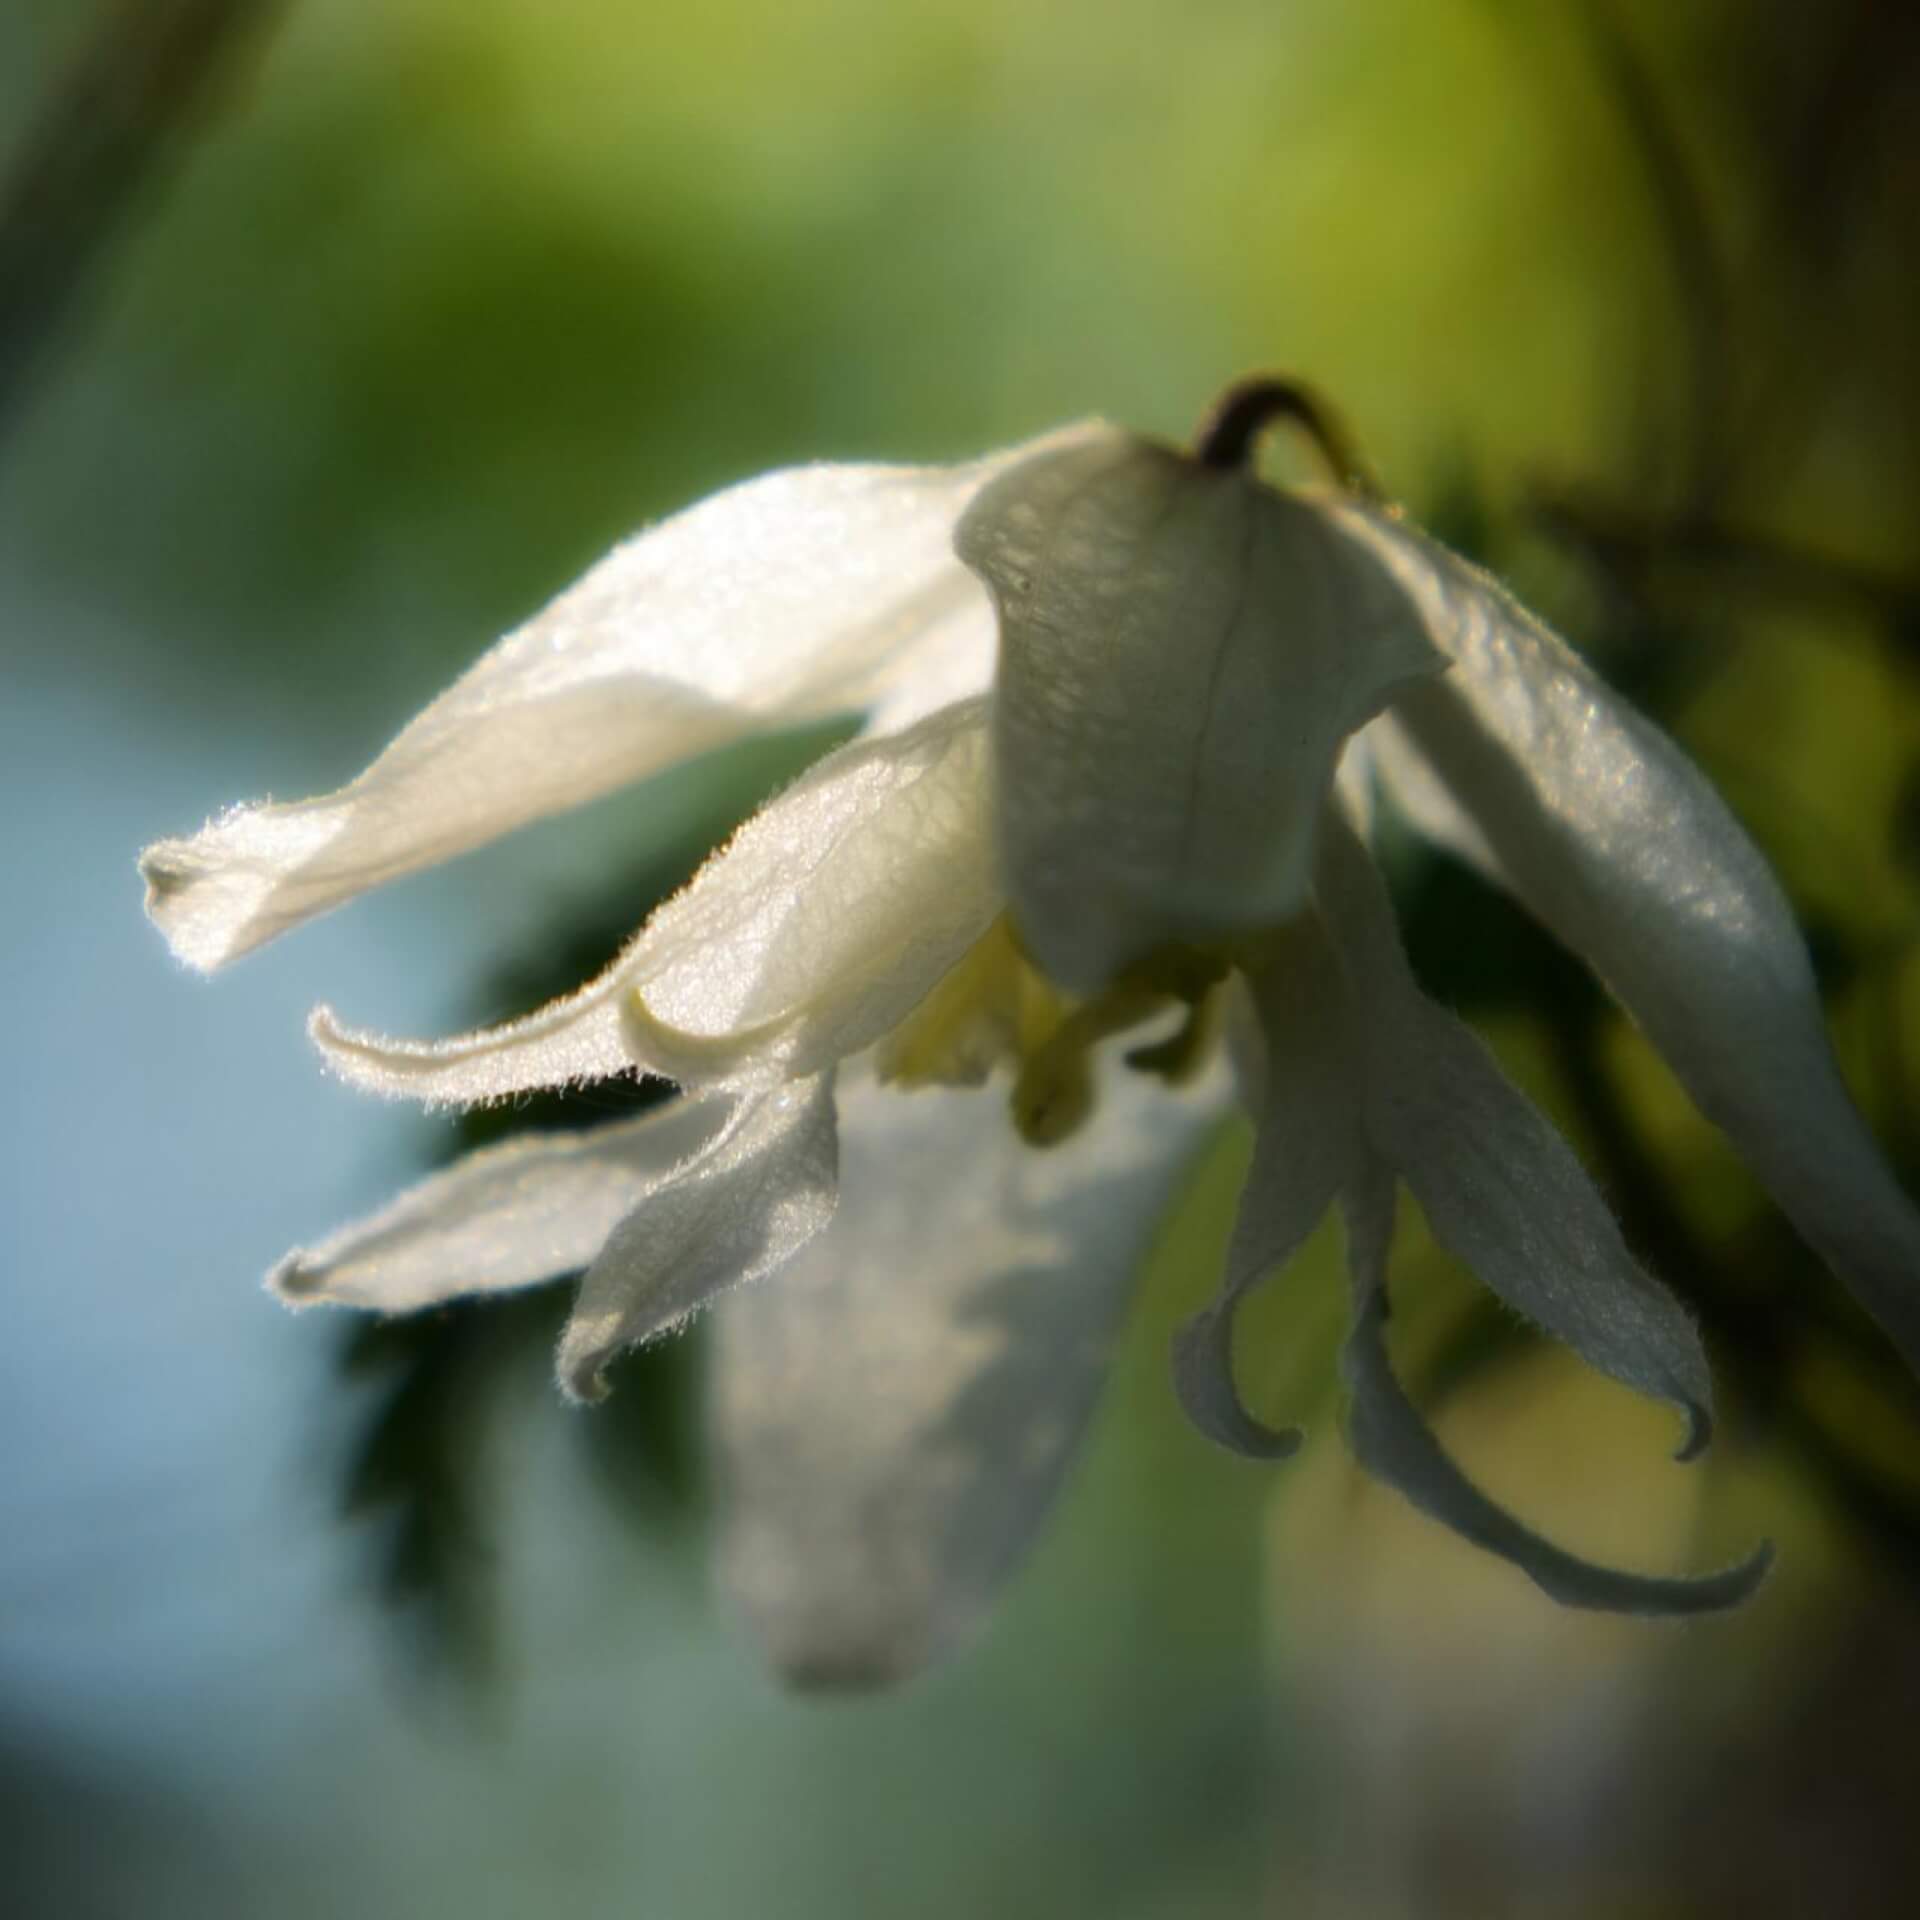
[{"left": 142, "top": 377, "right": 1920, "bottom": 1685}]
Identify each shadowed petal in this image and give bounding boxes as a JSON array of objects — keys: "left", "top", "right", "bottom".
[
  {"left": 1340, "top": 1167, "right": 1772, "bottom": 1614},
  {"left": 1315, "top": 812, "right": 1716, "bottom": 1458},
  {"left": 310, "top": 699, "right": 997, "bottom": 1105},
  {"left": 140, "top": 429, "right": 1089, "bottom": 971},
  {"left": 268, "top": 1098, "right": 728, "bottom": 1311},
  {"left": 557, "top": 1075, "right": 839, "bottom": 1403},
  {"left": 714, "top": 1054, "right": 1230, "bottom": 1690},
  {"left": 1338, "top": 503, "right": 1920, "bottom": 1376},
  {"left": 1172, "top": 920, "right": 1358, "bottom": 1458},
  {"left": 956, "top": 437, "right": 1440, "bottom": 990}
]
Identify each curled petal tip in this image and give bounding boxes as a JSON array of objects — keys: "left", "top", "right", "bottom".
[
  {"left": 137, "top": 841, "right": 185, "bottom": 908},
  {"left": 619, "top": 987, "right": 755, "bottom": 1086},
  {"left": 1674, "top": 1397, "right": 1713, "bottom": 1465},
  {"left": 1703, "top": 1537, "right": 1776, "bottom": 1610},
  {"left": 1170, "top": 1309, "right": 1308, "bottom": 1462},
  {"left": 264, "top": 1251, "right": 324, "bottom": 1308},
  {"left": 557, "top": 1354, "right": 612, "bottom": 1407},
  {"left": 138, "top": 838, "right": 237, "bottom": 972},
  {"left": 1233, "top": 1421, "right": 1305, "bottom": 1464}
]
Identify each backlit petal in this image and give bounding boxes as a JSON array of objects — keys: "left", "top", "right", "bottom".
[
  {"left": 556, "top": 1076, "right": 839, "bottom": 1403},
  {"left": 267, "top": 1098, "right": 727, "bottom": 1311},
  {"left": 956, "top": 437, "right": 1440, "bottom": 989},
  {"left": 1340, "top": 1165, "right": 1772, "bottom": 1614},
  {"left": 625, "top": 696, "right": 999, "bottom": 1086},
  {"left": 140, "top": 429, "right": 1087, "bottom": 971},
  {"left": 1339, "top": 504, "right": 1920, "bottom": 1376},
  {"left": 714, "top": 1055, "right": 1229, "bottom": 1690},
  {"left": 311, "top": 698, "right": 998, "bottom": 1104}
]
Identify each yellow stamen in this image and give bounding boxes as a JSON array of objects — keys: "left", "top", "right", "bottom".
[
  {"left": 878, "top": 917, "right": 1066, "bottom": 1090},
  {"left": 881, "top": 918, "right": 1237, "bottom": 1147}
]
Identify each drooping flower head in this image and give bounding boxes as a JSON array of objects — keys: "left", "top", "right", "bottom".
[{"left": 142, "top": 377, "right": 1920, "bottom": 1684}]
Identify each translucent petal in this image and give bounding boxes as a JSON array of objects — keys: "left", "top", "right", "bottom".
[
  {"left": 1172, "top": 920, "right": 1359, "bottom": 1459},
  {"left": 1314, "top": 812, "right": 1715, "bottom": 1456},
  {"left": 267, "top": 1098, "right": 727, "bottom": 1311},
  {"left": 713, "top": 1054, "right": 1229, "bottom": 1690},
  {"left": 863, "top": 580, "right": 999, "bottom": 732},
  {"left": 955, "top": 436, "right": 1440, "bottom": 989},
  {"left": 311, "top": 698, "right": 998, "bottom": 1105},
  {"left": 139, "top": 428, "right": 1088, "bottom": 971},
  {"left": 1340, "top": 1166, "right": 1773, "bottom": 1614},
  {"left": 1337, "top": 503, "right": 1920, "bottom": 1376},
  {"left": 556, "top": 1076, "right": 839, "bottom": 1403},
  {"left": 624, "top": 696, "right": 999, "bottom": 1086}
]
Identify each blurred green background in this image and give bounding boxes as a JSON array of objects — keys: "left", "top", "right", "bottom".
[{"left": 4, "top": 1, "right": 1919, "bottom": 1914}]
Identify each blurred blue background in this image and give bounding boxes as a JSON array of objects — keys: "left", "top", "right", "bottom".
[{"left": 5, "top": 2, "right": 1920, "bottom": 1914}]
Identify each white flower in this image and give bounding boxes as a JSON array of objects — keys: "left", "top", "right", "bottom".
[{"left": 141, "top": 379, "right": 1920, "bottom": 1685}]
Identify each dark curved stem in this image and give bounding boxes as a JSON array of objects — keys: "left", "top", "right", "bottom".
[{"left": 1192, "top": 374, "right": 1384, "bottom": 499}]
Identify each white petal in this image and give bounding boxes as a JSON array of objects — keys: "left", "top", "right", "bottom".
[
  {"left": 1172, "top": 920, "right": 1359, "bottom": 1458},
  {"left": 863, "top": 582, "right": 1000, "bottom": 732},
  {"left": 624, "top": 696, "right": 999, "bottom": 1086},
  {"left": 267, "top": 1099, "right": 728, "bottom": 1311},
  {"left": 556, "top": 1075, "right": 838, "bottom": 1403},
  {"left": 310, "top": 984, "right": 635, "bottom": 1110},
  {"left": 140, "top": 428, "right": 1091, "bottom": 972},
  {"left": 1358, "top": 709, "right": 1501, "bottom": 873},
  {"left": 1340, "top": 1166, "right": 1773, "bottom": 1614},
  {"left": 1314, "top": 812, "right": 1716, "bottom": 1455},
  {"left": 713, "top": 1054, "right": 1230, "bottom": 1689},
  {"left": 955, "top": 436, "right": 1441, "bottom": 989},
  {"left": 310, "top": 698, "right": 998, "bottom": 1105},
  {"left": 1337, "top": 504, "right": 1920, "bottom": 1377}
]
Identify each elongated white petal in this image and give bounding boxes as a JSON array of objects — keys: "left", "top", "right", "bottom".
[
  {"left": 1337, "top": 504, "right": 1920, "bottom": 1376},
  {"left": 1173, "top": 921, "right": 1359, "bottom": 1458},
  {"left": 955, "top": 436, "right": 1440, "bottom": 989},
  {"left": 1314, "top": 812, "right": 1715, "bottom": 1456},
  {"left": 140, "top": 429, "right": 1090, "bottom": 972},
  {"left": 310, "top": 982, "right": 634, "bottom": 1109},
  {"left": 1340, "top": 1166, "right": 1772, "bottom": 1614},
  {"left": 624, "top": 696, "right": 999, "bottom": 1085},
  {"left": 311, "top": 699, "right": 998, "bottom": 1105},
  {"left": 267, "top": 1098, "right": 727, "bottom": 1311},
  {"left": 714, "top": 1055, "right": 1229, "bottom": 1689},
  {"left": 556, "top": 1075, "right": 838, "bottom": 1402}
]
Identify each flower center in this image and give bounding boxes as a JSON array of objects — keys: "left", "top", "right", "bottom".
[{"left": 879, "top": 915, "right": 1232, "bottom": 1146}]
